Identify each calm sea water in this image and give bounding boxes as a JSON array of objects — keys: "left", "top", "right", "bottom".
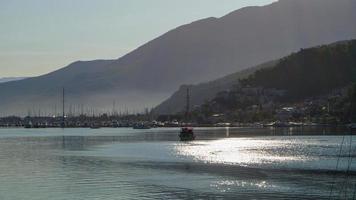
[{"left": 0, "top": 127, "right": 355, "bottom": 200}]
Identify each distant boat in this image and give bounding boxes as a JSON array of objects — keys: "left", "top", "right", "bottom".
[
  {"left": 264, "top": 121, "right": 303, "bottom": 127},
  {"left": 303, "top": 122, "right": 319, "bottom": 126},
  {"left": 90, "top": 124, "right": 101, "bottom": 129},
  {"left": 32, "top": 123, "right": 41, "bottom": 128},
  {"left": 133, "top": 123, "right": 151, "bottom": 129},
  {"left": 179, "top": 127, "right": 195, "bottom": 141},
  {"left": 263, "top": 122, "right": 275, "bottom": 127},
  {"left": 24, "top": 121, "right": 41, "bottom": 129},
  {"left": 24, "top": 121, "right": 33, "bottom": 129},
  {"left": 350, "top": 123, "right": 356, "bottom": 133},
  {"left": 264, "top": 121, "right": 288, "bottom": 127}
]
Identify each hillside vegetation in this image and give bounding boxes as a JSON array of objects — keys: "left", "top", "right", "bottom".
[
  {"left": 187, "top": 40, "right": 356, "bottom": 124},
  {"left": 242, "top": 40, "right": 356, "bottom": 100}
]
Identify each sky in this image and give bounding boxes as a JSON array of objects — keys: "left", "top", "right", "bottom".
[{"left": 0, "top": 0, "right": 276, "bottom": 77}]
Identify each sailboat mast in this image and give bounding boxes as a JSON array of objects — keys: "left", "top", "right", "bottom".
[
  {"left": 185, "top": 87, "right": 190, "bottom": 120},
  {"left": 62, "top": 87, "right": 65, "bottom": 127}
]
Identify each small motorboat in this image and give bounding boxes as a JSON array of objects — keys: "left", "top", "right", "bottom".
[{"left": 179, "top": 127, "right": 195, "bottom": 141}]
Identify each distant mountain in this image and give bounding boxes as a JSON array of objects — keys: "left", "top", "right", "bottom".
[
  {"left": 0, "top": 77, "right": 27, "bottom": 83},
  {"left": 199, "top": 40, "right": 356, "bottom": 123},
  {"left": 152, "top": 61, "right": 276, "bottom": 114},
  {"left": 1, "top": 0, "right": 356, "bottom": 115},
  {"left": 155, "top": 40, "right": 356, "bottom": 115}
]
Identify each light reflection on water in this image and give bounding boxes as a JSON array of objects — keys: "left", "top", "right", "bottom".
[
  {"left": 0, "top": 127, "right": 355, "bottom": 200},
  {"left": 174, "top": 138, "right": 307, "bottom": 166},
  {"left": 174, "top": 137, "right": 353, "bottom": 169}
]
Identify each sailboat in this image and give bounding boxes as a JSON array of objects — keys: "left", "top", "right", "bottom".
[
  {"left": 179, "top": 87, "right": 195, "bottom": 141},
  {"left": 60, "top": 87, "right": 66, "bottom": 128}
]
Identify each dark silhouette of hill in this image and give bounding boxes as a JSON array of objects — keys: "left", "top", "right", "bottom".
[
  {"left": 154, "top": 40, "right": 356, "bottom": 115},
  {"left": 242, "top": 40, "right": 356, "bottom": 100},
  {"left": 152, "top": 61, "right": 276, "bottom": 114}
]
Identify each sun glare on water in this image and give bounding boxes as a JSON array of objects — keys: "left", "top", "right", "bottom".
[{"left": 173, "top": 138, "right": 307, "bottom": 166}]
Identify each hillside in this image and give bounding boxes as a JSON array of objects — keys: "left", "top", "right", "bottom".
[
  {"left": 152, "top": 61, "right": 276, "bottom": 114},
  {"left": 0, "top": 77, "right": 27, "bottom": 83},
  {"left": 190, "top": 40, "right": 356, "bottom": 123},
  {"left": 242, "top": 40, "right": 356, "bottom": 100},
  {"left": 154, "top": 40, "right": 356, "bottom": 115},
  {"left": 1, "top": 0, "right": 356, "bottom": 115}
]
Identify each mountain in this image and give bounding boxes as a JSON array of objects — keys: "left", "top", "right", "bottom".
[
  {"left": 1, "top": 0, "right": 356, "bottom": 115},
  {"left": 241, "top": 40, "right": 356, "bottom": 100},
  {"left": 152, "top": 61, "right": 277, "bottom": 114},
  {"left": 154, "top": 40, "right": 356, "bottom": 115},
  {"left": 187, "top": 40, "right": 356, "bottom": 123},
  {"left": 0, "top": 77, "right": 28, "bottom": 83}
]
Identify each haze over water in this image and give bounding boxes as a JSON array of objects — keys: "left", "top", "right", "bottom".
[{"left": 0, "top": 127, "right": 355, "bottom": 199}]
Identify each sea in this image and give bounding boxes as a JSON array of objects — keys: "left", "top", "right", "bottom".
[{"left": 0, "top": 127, "right": 355, "bottom": 200}]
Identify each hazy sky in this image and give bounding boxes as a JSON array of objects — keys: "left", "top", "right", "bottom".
[{"left": 0, "top": 0, "right": 276, "bottom": 77}]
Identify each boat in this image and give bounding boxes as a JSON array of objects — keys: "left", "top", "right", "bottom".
[
  {"left": 349, "top": 123, "right": 356, "bottom": 133},
  {"left": 24, "top": 122, "right": 33, "bottom": 129},
  {"left": 90, "top": 123, "right": 101, "bottom": 129},
  {"left": 27, "top": 123, "right": 40, "bottom": 128},
  {"left": 133, "top": 123, "right": 151, "bottom": 129},
  {"left": 179, "top": 127, "right": 195, "bottom": 141}
]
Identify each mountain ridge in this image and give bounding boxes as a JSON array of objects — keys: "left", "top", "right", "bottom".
[
  {"left": 0, "top": 77, "right": 28, "bottom": 84},
  {"left": 152, "top": 61, "right": 277, "bottom": 114},
  {"left": 154, "top": 39, "right": 356, "bottom": 115}
]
